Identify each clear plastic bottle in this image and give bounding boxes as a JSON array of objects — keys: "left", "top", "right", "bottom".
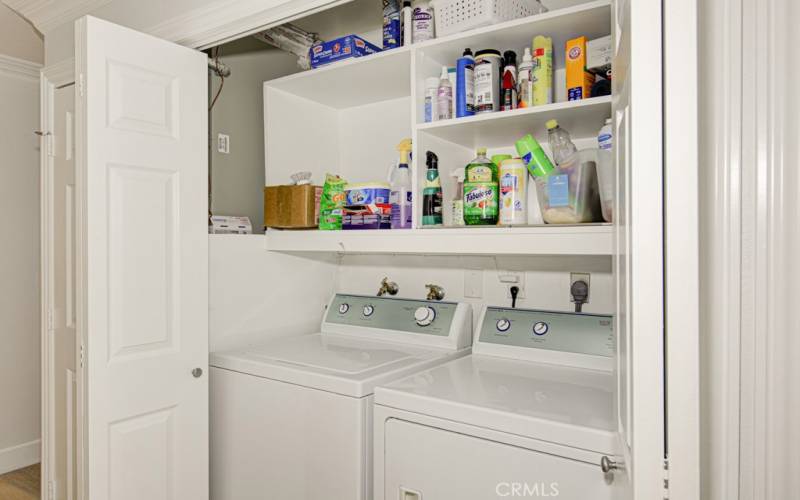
[
  {"left": 463, "top": 148, "right": 499, "bottom": 225},
  {"left": 546, "top": 119, "right": 577, "bottom": 166},
  {"left": 436, "top": 66, "right": 453, "bottom": 121}
]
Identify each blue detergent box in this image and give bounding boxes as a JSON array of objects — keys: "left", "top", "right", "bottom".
[{"left": 309, "top": 35, "right": 381, "bottom": 68}]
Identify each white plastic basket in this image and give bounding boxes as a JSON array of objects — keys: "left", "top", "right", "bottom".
[{"left": 432, "top": 0, "right": 548, "bottom": 37}]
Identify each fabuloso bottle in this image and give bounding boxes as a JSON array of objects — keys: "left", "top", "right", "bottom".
[{"left": 463, "top": 148, "right": 499, "bottom": 225}]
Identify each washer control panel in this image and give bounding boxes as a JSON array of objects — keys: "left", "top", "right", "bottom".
[
  {"left": 325, "top": 294, "right": 459, "bottom": 336},
  {"left": 479, "top": 307, "right": 614, "bottom": 357}
]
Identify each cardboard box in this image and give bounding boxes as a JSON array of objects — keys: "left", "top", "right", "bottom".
[
  {"left": 587, "top": 35, "right": 612, "bottom": 78},
  {"left": 309, "top": 35, "right": 381, "bottom": 68},
  {"left": 264, "top": 185, "right": 322, "bottom": 229},
  {"left": 566, "top": 36, "right": 596, "bottom": 100}
]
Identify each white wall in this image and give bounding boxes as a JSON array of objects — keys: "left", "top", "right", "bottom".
[
  {"left": 0, "top": 14, "right": 43, "bottom": 472},
  {"left": 209, "top": 235, "right": 338, "bottom": 351},
  {"left": 0, "top": 4, "right": 43, "bottom": 63},
  {"left": 210, "top": 38, "right": 300, "bottom": 232}
]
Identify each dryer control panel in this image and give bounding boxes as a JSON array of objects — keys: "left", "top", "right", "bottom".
[
  {"left": 325, "top": 294, "right": 460, "bottom": 337},
  {"left": 478, "top": 307, "right": 614, "bottom": 358}
]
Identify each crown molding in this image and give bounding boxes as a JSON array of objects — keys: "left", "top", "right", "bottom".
[
  {"left": 3, "top": 0, "right": 111, "bottom": 33},
  {"left": 0, "top": 54, "right": 41, "bottom": 82},
  {"left": 146, "top": 0, "right": 349, "bottom": 49}
]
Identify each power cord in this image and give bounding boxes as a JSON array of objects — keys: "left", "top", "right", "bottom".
[
  {"left": 510, "top": 286, "right": 519, "bottom": 309},
  {"left": 570, "top": 280, "right": 589, "bottom": 312}
]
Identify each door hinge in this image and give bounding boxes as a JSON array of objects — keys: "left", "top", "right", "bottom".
[
  {"left": 79, "top": 342, "right": 85, "bottom": 369},
  {"left": 47, "top": 480, "right": 55, "bottom": 500},
  {"left": 78, "top": 73, "right": 85, "bottom": 97},
  {"left": 47, "top": 309, "right": 54, "bottom": 331},
  {"left": 47, "top": 133, "right": 55, "bottom": 157},
  {"left": 662, "top": 457, "right": 670, "bottom": 500}
]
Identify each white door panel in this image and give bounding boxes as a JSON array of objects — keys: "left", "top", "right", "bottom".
[
  {"left": 383, "top": 419, "right": 613, "bottom": 500},
  {"left": 75, "top": 16, "right": 208, "bottom": 499},
  {"left": 612, "top": 0, "right": 665, "bottom": 497},
  {"left": 52, "top": 84, "right": 78, "bottom": 500}
]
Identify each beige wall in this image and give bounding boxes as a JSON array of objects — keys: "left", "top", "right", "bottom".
[
  {"left": 210, "top": 38, "right": 299, "bottom": 232},
  {"left": 0, "top": 22, "right": 42, "bottom": 470},
  {"left": 0, "top": 4, "right": 42, "bottom": 62}
]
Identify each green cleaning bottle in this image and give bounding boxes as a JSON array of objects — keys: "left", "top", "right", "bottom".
[
  {"left": 463, "top": 148, "right": 499, "bottom": 225},
  {"left": 422, "top": 151, "right": 443, "bottom": 226}
]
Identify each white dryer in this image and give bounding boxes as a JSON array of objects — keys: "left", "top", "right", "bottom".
[
  {"left": 374, "top": 306, "right": 618, "bottom": 500},
  {"left": 210, "top": 294, "right": 472, "bottom": 500}
]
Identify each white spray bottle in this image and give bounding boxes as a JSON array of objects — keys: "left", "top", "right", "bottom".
[{"left": 390, "top": 138, "right": 413, "bottom": 229}]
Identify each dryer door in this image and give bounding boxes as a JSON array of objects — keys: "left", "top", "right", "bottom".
[{"left": 383, "top": 419, "right": 613, "bottom": 500}]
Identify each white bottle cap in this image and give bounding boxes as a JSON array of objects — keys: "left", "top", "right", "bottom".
[
  {"left": 522, "top": 47, "right": 532, "bottom": 63},
  {"left": 440, "top": 66, "right": 449, "bottom": 80}
]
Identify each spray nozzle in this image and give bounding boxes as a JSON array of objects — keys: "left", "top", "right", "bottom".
[
  {"left": 426, "top": 151, "right": 438, "bottom": 169},
  {"left": 396, "top": 138, "right": 412, "bottom": 165}
]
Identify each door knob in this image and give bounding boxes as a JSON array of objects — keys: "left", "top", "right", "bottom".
[
  {"left": 192, "top": 368, "right": 203, "bottom": 378},
  {"left": 600, "top": 455, "right": 621, "bottom": 473}
]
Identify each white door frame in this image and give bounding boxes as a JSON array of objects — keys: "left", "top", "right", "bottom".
[{"left": 40, "top": 58, "right": 76, "bottom": 499}]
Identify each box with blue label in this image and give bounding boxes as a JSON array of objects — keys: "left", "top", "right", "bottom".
[
  {"left": 309, "top": 35, "right": 381, "bottom": 68},
  {"left": 534, "top": 149, "right": 602, "bottom": 224}
]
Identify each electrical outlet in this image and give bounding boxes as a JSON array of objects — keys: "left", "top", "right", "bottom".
[
  {"left": 217, "top": 133, "right": 230, "bottom": 154},
  {"left": 464, "top": 270, "right": 483, "bottom": 298},
  {"left": 570, "top": 272, "right": 591, "bottom": 303},
  {"left": 499, "top": 271, "right": 526, "bottom": 299}
]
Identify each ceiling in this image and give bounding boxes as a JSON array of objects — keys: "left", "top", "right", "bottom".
[{"left": 1, "top": 0, "right": 111, "bottom": 34}]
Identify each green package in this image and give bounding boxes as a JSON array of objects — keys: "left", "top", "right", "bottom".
[{"left": 318, "top": 173, "right": 347, "bottom": 230}]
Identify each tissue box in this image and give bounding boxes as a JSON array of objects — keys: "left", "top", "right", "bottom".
[
  {"left": 309, "top": 35, "right": 381, "bottom": 68},
  {"left": 210, "top": 216, "right": 252, "bottom": 234},
  {"left": 587, "top": 35, "right": 612, "bottom": 78},
  {"left": 264, "top": 185, "right": 322, "bottom": 229}
]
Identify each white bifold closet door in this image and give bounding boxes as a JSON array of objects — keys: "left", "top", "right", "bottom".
[{"left": 75, "top": 16, "right": 208, "bottom": 500}]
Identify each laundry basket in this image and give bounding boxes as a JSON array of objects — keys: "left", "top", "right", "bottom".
[{"left": 432, "top": 0, "right": 547, "bottom": 37}]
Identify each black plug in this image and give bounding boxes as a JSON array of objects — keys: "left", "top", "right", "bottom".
[
  {"left": 570, "top": 280, "right": 589, "bottom": 312},
  {"left": 510, "top": 286, "right": 519, "bottom": 308}
]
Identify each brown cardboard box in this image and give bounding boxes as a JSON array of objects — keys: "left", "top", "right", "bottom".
[{"left": 264, "top": 185, "right": 322, "bottom": 229}]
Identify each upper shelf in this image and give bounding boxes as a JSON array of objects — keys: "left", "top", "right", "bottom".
[
  {"left": 412, "top": 0, "right": 612, "bottom": 63},
  {"left": 416, "top": 96, "right": 611, "bottom": 148},
  {"left": 265, "top": 225, "right": 613, "bottom": 256},
  {"left": 264, "top": 46, "right": 412, "bottom": 108}
]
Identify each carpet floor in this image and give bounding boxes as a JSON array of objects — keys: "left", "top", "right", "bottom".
[{"left": 0, "top": 463, "right": 39, "bottom": 500}]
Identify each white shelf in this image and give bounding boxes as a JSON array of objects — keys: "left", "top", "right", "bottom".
[
  {"left": 264, "top": 46, "right": 411, "bottom": 108},
  {"left": 265, "top": 225, "right": 612, "bottom": 256},
  {"left": 416, "top": 96, "right": 611, "bottom": 148},
  {"left": 412, "top": 0, "right": 611, "bottom": 63}
]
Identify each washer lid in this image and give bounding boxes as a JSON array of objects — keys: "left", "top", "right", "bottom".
[
  {"left": 374, "top": 354, "right": 616, "bottom": 454},
  {"left": 210, "top": 333, "right": 467, "bottom": 398}
]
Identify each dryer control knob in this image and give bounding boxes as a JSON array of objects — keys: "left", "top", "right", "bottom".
[
  {"left": 414, "top": 306, "right": 436, "bottom": 326},
  {"left": 338, "top": 303, "right": 350, "bottom": 314},
  {"left": 496, "top": 319, "right": 511, "bottom": 332},
  {"left": 363, "top": 305, "right": 374, "bottom": 317}
]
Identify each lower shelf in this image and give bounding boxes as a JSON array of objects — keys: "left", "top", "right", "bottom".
[{"left": 264, "top": 225, "right": 613, "bottom": 256}]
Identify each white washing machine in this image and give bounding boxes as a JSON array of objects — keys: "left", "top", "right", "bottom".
[
  {"left": 374, "top": 306, "right": 618, "bottom": 500},
  {"left": 210, "top": 294, "right": 472, "bottom": 500}
]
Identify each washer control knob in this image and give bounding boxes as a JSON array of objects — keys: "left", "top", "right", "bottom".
[
  {"left": 496, "top": 318, "right": 511, "bottom": 333},
  {"left": 363, "top": 305, "right": 375, "bottom": 317},
  {"left": 414, "top": 306, "right": 436, "bottom": 327},
  {"left": 532, "top": 321, "right": 549, "bottom": 336},
  {"left": 338, "top": 303, "right": 349, "bottom": 314}
]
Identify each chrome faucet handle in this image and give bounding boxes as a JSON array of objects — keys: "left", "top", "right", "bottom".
[{"left": 425, "top": 284, "right": 445, "bottom": 301}]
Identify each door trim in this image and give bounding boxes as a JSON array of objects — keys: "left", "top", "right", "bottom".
[{"left": 40, "top": 58, "right": 76, "bottom": 500}]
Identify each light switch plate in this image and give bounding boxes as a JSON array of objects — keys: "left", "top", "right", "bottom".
[{"left": 464, "top": 270, "right": 483, "bottom": 298}]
